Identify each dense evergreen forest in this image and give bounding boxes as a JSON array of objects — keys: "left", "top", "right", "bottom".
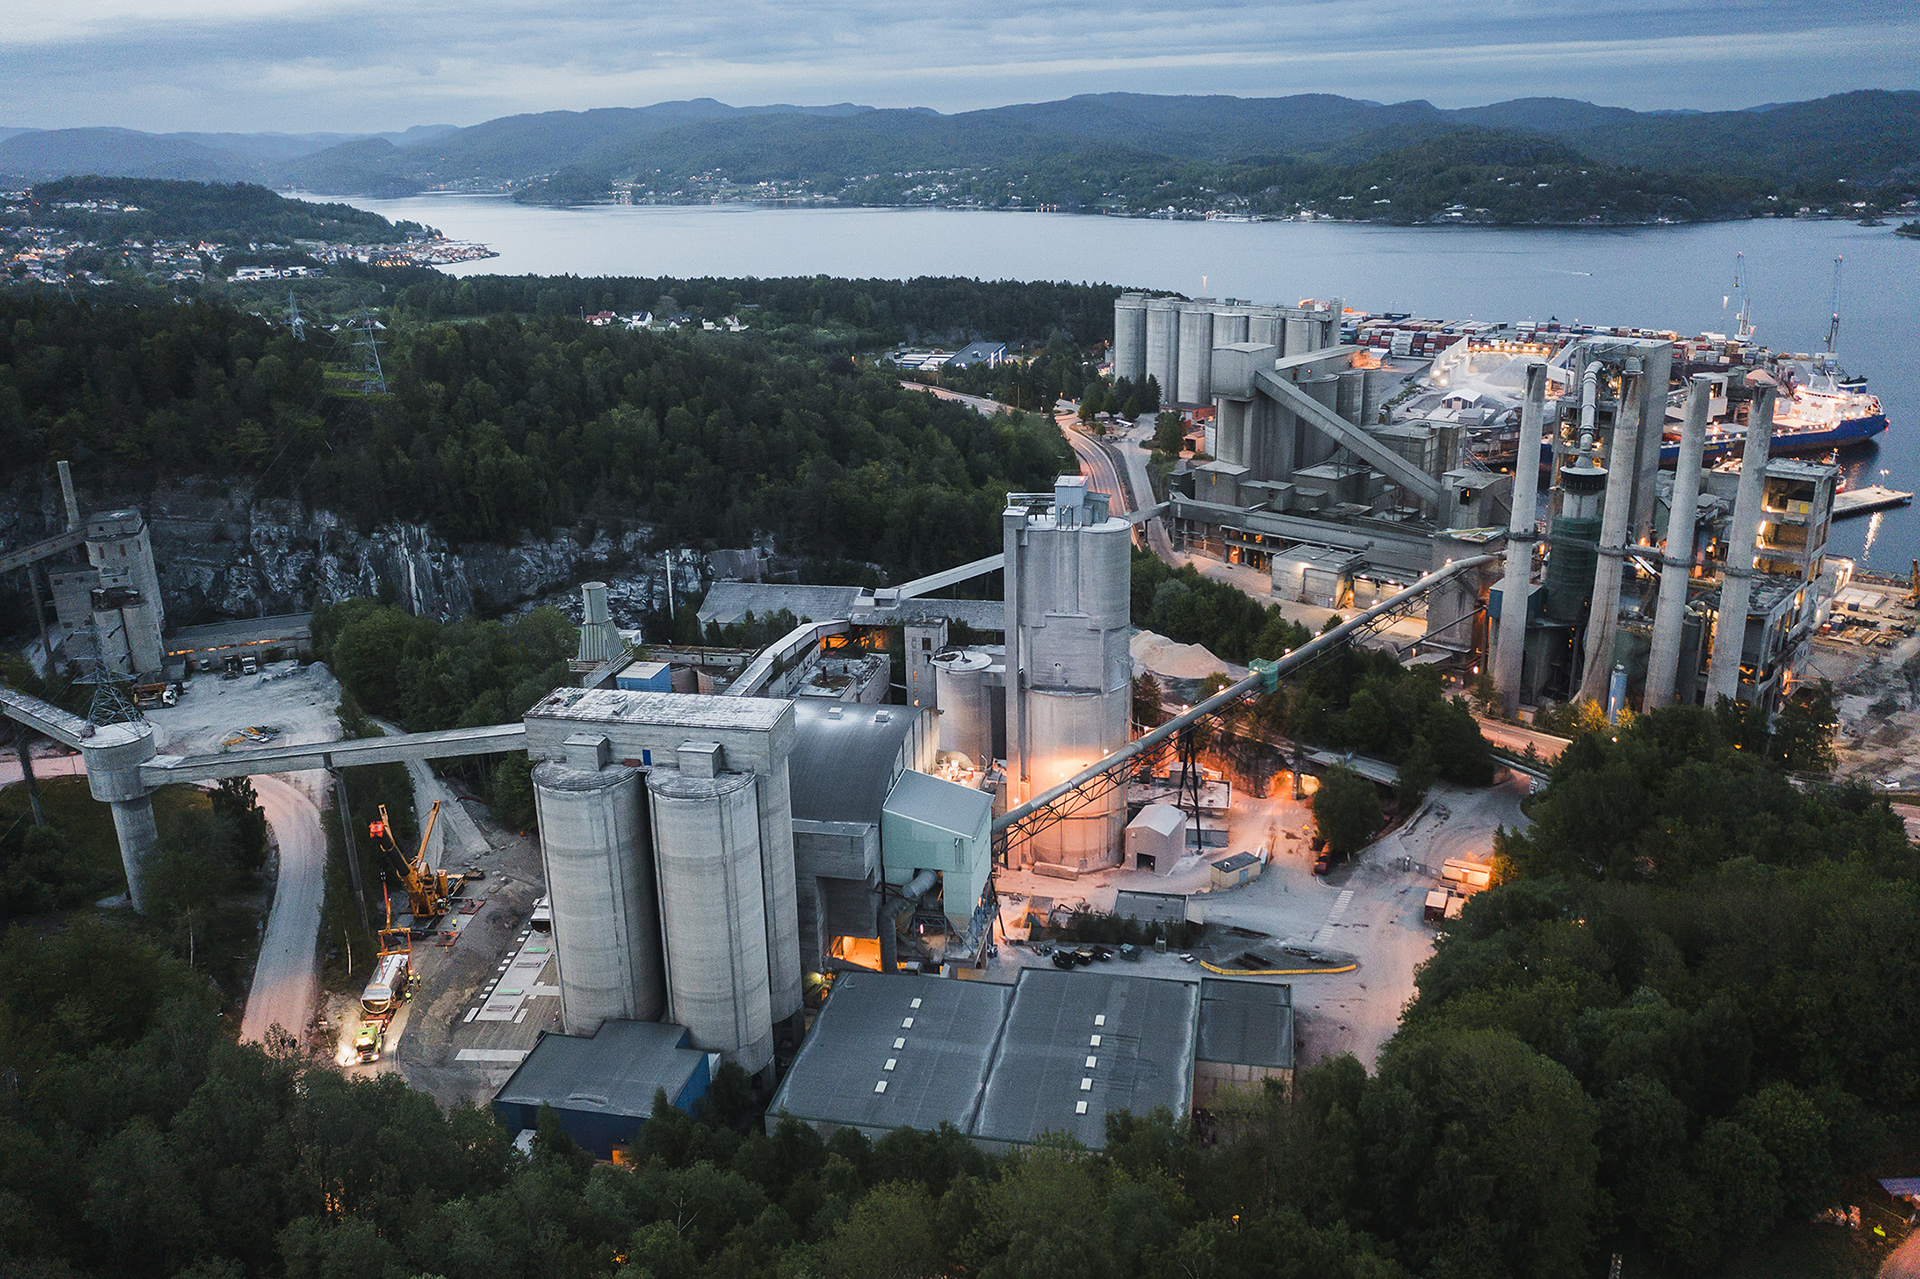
[
  {"left": 0, "top": 701, "right": 1909, "bottom": 1279},
  {"left": 0, "top": 288, "right": 1074, "bottom": 577},
  {"left": 395, "top": 273, "right": 1120, "bottom": 350}
]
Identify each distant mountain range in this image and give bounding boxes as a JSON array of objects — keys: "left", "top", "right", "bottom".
[{"left": 3, "top": 91, "right": 1916, "bottom": 212}]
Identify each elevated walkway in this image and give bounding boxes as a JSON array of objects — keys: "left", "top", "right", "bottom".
[{"left": 140, "top": 722, "right": 528, "bottom": 785}]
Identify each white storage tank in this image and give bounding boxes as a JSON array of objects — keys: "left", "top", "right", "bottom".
[
  {"left": 648, "top": 762, "right": 775, "bottom": 1074},
  {"left": 1176, "top": 301, "right": 1214, "bottom": 406},
  {"left": 533, "top": 761, "right": 664, "bottom": 1034},
  {"left": 1112, "top": 294, "right": 1148, "bottom": 385},
  {"left": 932, "top": 648, "right": 993, "bottom": 765}
]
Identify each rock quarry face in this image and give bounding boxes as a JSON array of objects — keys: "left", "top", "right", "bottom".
[{"left": 0, "top": 477, "right": 653, "bottom": 624}]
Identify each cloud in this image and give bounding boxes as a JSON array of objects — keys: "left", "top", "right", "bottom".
[{"left": 1, "top": 0, "right": 1915, "bottom": 132}]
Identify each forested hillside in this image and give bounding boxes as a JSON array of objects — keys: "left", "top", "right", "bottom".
[
  {"left": 0, "top": 289, "right": 1072, "bottom": 577},
  {"left": 8, "top": 177, "right": 420, "bottom": 246}
]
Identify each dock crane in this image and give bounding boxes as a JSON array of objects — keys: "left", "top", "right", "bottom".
[
  {"left": 368, "top": 800, "right": 459, "bottom": 922},
  {"left": 1826, "top": 254, "right": 1844, "bottom": 353}
]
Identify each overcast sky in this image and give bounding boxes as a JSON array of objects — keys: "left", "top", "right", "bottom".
[{"left": 4, "top": 0, "right": 1917, "bottom": 134}]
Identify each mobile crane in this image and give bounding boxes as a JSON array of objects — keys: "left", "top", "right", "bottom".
[{"left": 368, "top": 800, "right": 462, "bottom": 924}]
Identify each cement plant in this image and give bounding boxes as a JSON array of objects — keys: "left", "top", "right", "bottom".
[{"left": 1, "top": 282, "right": 1908, "bottom": 1172}]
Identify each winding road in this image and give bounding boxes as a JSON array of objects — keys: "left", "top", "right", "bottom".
[{"left": 237, "top": 773, "right": 328, "bottom": 1046}]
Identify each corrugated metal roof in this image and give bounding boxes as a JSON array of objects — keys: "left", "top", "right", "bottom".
[
  {"left": 973, "top": 969, "right": 1199, "bottom": 1148},
  {"left": 1196, "top": 978, "right": 1294, "bottom": 1069},
  {"left": 883, "top": 768, "right": 992, "bottom": 842},
  {"left": 789, "top": 701, "right": 920, "bottom": 825},
  {"left": 494, "top": 1021, "right": 706, "bottom": 1117},
  {"left": 768, "top": 971, "right": 1010, "bottom": 1132}
]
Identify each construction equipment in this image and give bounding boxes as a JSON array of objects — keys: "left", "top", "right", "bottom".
[
  {"left": 368, "top": 800, "right": 461, "bottom": 923},
  {"left": 354, "top": 902, "right": 416, "bottom": 1063}
]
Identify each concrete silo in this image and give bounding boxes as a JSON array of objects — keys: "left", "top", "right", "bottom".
[
  {"left": 932, "top": 648, "right": 993, "bottom": 765},
  {"left": 1211, "top": 303, "right": 1250, "bottom": 346},
  {"left": 533, "top": 758, "right": 664, "bottom": 1034},
  {"left": 1176, "top": 301, "right": 1215, "bottom": 406},
  {"left": 1112, "top": 294, "right": 1149, "bottom": 386},
  {"left": 648, "top": 744, "right": 776, "bottom": 1074},
  {"left": 1003, "top": 478, "right": 1133, "bottom": 871},
  {"left": 1144, "top": 298, "right": 1179, "bottom": 405}
]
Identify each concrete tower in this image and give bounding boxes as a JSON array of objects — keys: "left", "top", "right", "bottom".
[
  {"left": 1705, "top": 390, "right": 1778, "bottom": 704},
  {"left": 1643, "top": 376, "right": 1714, "bottom": 709},
  {"left": 1492, "top": 363, "right": 1548, "bottom": 718},
  {"left": 1576, "top": 360, "right": 1647, "bottom": 707},
  {"left": 1003, "top": 478, "right": 1132, "bottom": 871}
]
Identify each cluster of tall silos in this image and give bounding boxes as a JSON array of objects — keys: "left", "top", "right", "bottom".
[
  {"left": 1112, "top": 293, "right": 1344, "bottom": 408},
  {"left": 1002, "top": 478, "right": 1132, "bottom": 871},
  {"left": 526, "top": 692, "right": 801, "bottom": 1075}
]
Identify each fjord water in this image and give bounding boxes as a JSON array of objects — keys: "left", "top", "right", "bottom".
[{"left": 350, "top": 195, "right": 1920, "bottom": 571}]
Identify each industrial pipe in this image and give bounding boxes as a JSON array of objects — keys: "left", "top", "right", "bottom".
[
  {"left": 993, "top": 554, "right": 1501, "bottom": 837},
  {"left": 1705, "top": 389, "right": 1777, "bottom": 703},
  {"left": 1493, "top": 363, "right": 1548, "bottom": 718},
  {"left": 1643, "top": 376, "right": 1714, "bottom": 708}
]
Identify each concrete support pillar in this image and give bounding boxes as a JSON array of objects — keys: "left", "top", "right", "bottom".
[
  {"left": 1644, "top": 376, "right": 1714, "bottom": 709},
  {"left": 1494, "top": 363, "right": 1548, "bottom": 718},
  {"left": 81, "top": 720, "right": 159, "bottom": 912},
  {"left": 1706, "top": 390, "right": 1777, "bottom": 705},
  {"left": 109, "top": 795, "right": 160, "bottom": 913},
  {"left": 1577, "top": 367, "right": 1645, "bottom": 706}
]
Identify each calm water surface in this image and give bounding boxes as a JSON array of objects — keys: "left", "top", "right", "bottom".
[{"left": 348, "top": 195, "right": 1920, "bottom": 571}]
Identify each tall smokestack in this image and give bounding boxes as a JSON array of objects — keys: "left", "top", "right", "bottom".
[
  {"left": 57, "top": 460, "right": 79, "bottom": 530},
  {"left": 1643, "top": 376, "right": 1714, "bottom": 709},
  {"left": 1576, "top": 362, "right": 1644, "bottom": 706},
  {"left": 1705, "top": 389, "right": 1777, "bottom": 704},
  {"left": 1493, "top": 363, "right": 1547, "bottom": 718}
]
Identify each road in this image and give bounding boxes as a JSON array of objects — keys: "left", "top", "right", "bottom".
[
  {"left": 1473, "top": 717, "right": 1571, "bottom": 765},
  {"left": 0, "top": 747, "right": 86, "bottom": 787},
  {"left": 239, "top": 773, "right": 328, "bottom": 1046}
]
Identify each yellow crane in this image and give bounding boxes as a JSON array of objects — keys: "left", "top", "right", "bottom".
[{"left": 368, "top": 800, "right": 458, "bottom": 922}]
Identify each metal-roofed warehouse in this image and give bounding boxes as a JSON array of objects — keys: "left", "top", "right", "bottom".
[
  {"left": 770, "top": 969, "right": 1203, "bottom": 1151},
  {"left": 1193, "top": 979, "right": 1294, "bottom": 1106},
  {"left": 766, "top": 971, "right": 1010, "bottom": 1139},
  {"left": 973, "top": 969, "right": 1199, "bottom": 1151},
  {"left": 492, "top": 1021, "right": 712, "bottom": 1160}
]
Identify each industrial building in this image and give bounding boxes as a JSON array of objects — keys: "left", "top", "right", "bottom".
[
  {"left": 491, "top": 1020, "right": 713, "bottom": 1160},
  {"left": 1116, "top": 289, "right": 1840, "bottom": 715},
  {"left": 768, "top": 968, "right": 1201, "bottom": 1150},
  {"left": 1112, "top": 293, "right": 1346, "bottom": 408},
  {"left": 769, "top": 970, "right": 1297, "bottom": 1148}
]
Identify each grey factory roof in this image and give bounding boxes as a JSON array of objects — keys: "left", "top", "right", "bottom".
[
  {"left": 788, "top": 701, "right": 919, "bottom": 825},
  {"left": 1212, "top": 852, "right": 1262, "bottom": 874},
  {"left": 527, "top": 687, "right": 791, "bottom": 732},
  {"left": 1197, "top": 979, "right": 1294, "bottom": 1070},
  {"left": 769, "top": 971, "right": 1011, "bottom": 1134},
  {"left": 883, "top": 768, "right": 992, "bottom": 841},
  {"left": 699, "top": 581, "right": 1006, "bottom": 633},
  {"left": 495, "top": 1021, "right": 707, "bottom": 1119},
  {"left": 972, "top": 969, "right": 1199, "bottom": 1149}
]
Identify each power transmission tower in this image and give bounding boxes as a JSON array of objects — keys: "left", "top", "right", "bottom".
[
  {"left": 287, "top": 290, "right": 306, "bottom": 341},
  {"left": 351, "top": 308, "right": 387, "bottom": 395},
  {"left": 82, "top": 609, "right": 144, "bottom": 728}
]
